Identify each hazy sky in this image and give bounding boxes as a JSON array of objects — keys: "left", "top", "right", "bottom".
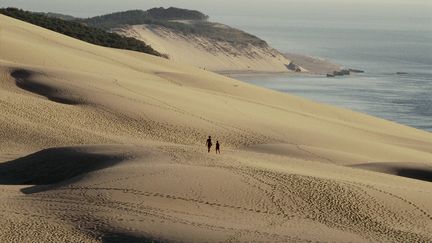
[{"left": 1, "top": 0, "right": 431, "bottom": 19}]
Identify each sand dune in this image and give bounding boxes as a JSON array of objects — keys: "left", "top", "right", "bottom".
[
  {"left": 1, "top": 14, "right": 432, "bottom": 242},
  {"left": 115, "top": 24, "right": 292, "bottom": 73},
  {"left": 114, "top": 25, "right": 343, "bottom": 74}
]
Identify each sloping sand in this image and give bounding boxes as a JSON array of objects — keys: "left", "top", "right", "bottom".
[
  {"left": 1, "top": 14, "right": 432, "bottom": 242},
  {"left": 114, "top": 24, "right": 292, "bottom": 73}
]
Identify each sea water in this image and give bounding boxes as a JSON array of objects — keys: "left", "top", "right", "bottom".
[{"left": 212, "top": 13, "right": 432, "bottom": 132}]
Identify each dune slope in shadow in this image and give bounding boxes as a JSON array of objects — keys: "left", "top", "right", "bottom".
[
  {"left": 0, "top": 146, "right": 130, "bottom": 185},
  {"left": 11, "top": 69, "right": 85, "bottom": 105},
  {"left": 351, "top": 162, "right": 432, "bottom": 183}
]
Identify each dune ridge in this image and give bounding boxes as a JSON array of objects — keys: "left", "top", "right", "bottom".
[
  {"left": 114, "top": 24, "right": 293, "bottom": 73},
  {"left": 1, "top": 14, "right": 432, "bottom": 242}
]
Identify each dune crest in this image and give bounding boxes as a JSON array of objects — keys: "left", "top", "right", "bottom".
[
  {"left": 0, "top": 14, "right": 432, "bottom": 242},
  {"left": 115, "top": 24, "right": 293, "bottom": 73}
]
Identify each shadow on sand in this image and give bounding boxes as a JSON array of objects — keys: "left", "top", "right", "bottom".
[
  {"left": 11, "top": 69, "right": 83, "bottom": 105},
  {"left": 101, "top": 232, "right": 163, "bottom": 243},
  {"left": 0, "top": 146, "right": 128, "bottom": 194},
  {"left": 351, "top": 162, "right": 432, "bottom": 183},
  {"left": 396, "top": 168, "right": 432, "bottom": 182}
]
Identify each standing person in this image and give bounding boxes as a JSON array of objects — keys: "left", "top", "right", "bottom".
[
  {"left": 216, "top": 141, "right": 221, "bottom": 154},
  {"left": 206, "top": 136, "right": 212, "bottom": 153}
]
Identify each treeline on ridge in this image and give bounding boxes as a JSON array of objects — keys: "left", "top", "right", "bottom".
[
  {"left": 0, "top": 8, "right": 163, "bottom": 57},
  {"left": 81, "top": 7, "right": 208, "bottom": 30},
  {"left": 80, "top": 8, "right": 266, "bottom": 47}
]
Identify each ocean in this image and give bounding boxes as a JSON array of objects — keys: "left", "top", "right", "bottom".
[{"left": 212, "top": 13, "right": 432, "bottom": 132}]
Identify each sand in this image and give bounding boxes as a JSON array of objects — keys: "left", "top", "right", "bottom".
[
  {"left": 1, "top": 14, "right": 432, "bottom": 242},
  {"left": 114, "top": 25, "right": 344, "bottom": 75},
  {"left": 114, "top": 24, "right": 293, "bottom": 73}
]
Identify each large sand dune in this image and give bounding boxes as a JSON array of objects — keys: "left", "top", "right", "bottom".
[
  {"left": 115, "top": 24, "right": 293, "bottom": 73},
  {"left": 1, "top": 14, "right": 432, "bottom": 242}
]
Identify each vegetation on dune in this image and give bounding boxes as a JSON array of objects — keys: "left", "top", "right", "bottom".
[
  {"left": 1, "top": 6, "right": 268, "bottom": 50},
  {"left": 147, "top": 7, "right": 208, "bottom": 20},
  {"left": 81, "top": 8, "right": 207, "bottom": 30},
  {"left": 81, "top": 10, "right": 153, "bottom": 30},
  {"left": 39, "top": 12, "right": 77, "bottom": 21},
  {"left": 0, "top": 8, "right": 163, "bottom": 57},
  {"left": 168, "top": 21, "right": 267, "bottom": 47},
  {"left": 81, "top": 8, "right": 267, "bottom": 47}
]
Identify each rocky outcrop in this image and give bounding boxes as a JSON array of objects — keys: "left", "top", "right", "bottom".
[
  {"left": 349, "top": 68, "right": 365, "bottom": 73},
  {"left": 333, "top": 69, "right": 351, "bottom": 76},
  {"left": 286, "top": 62, "right": 304, "bottom": 72},
  {"left": 326, "top": 68, "right": 365, "bottom": 78},
  {"left": 283, "top": 53, "right": 341, "bottom": 75}
]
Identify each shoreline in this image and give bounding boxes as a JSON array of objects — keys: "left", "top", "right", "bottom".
[
  {"left": 218, "top": 70, "right": 325, "bottom": 78},
  {"left": 215, "top": 53, "right": 345, "bottom": 76}
]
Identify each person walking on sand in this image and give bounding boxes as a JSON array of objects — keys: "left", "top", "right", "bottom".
[
  {"left": 216, "top": 141, "right": 221, "bottom": 154},
  {"left": 206, "top": 136, "right": 212, "bottom": 153}
]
